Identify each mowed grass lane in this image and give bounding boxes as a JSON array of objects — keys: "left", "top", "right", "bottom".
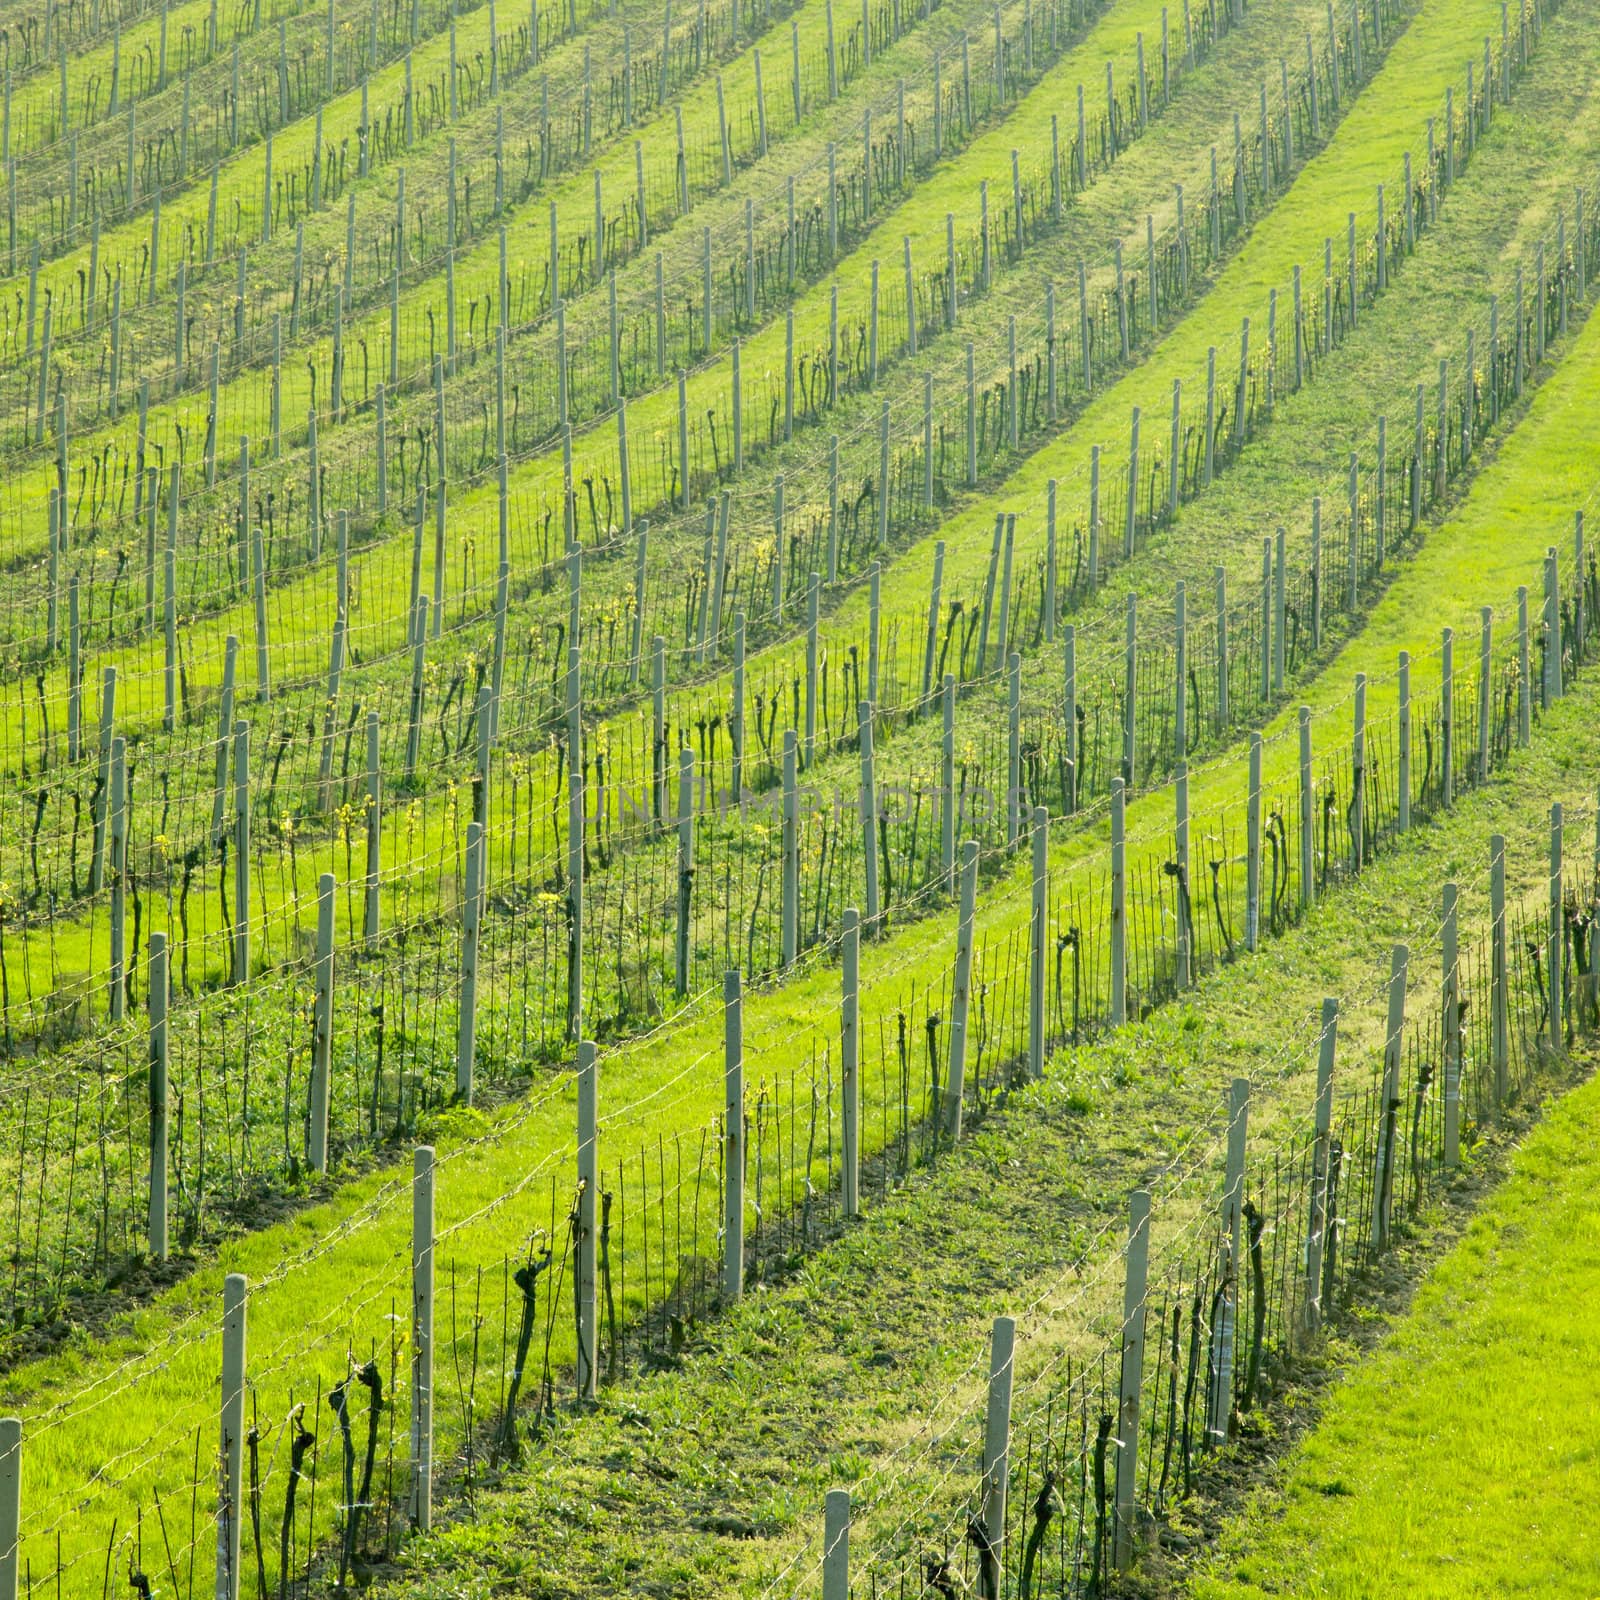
[{"left": 1193, "top": 1066, "right": 1600, "bottom": 1600}]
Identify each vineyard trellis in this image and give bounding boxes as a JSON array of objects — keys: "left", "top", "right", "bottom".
[
  {"left": 0, "top": 678, "right": 1589, "bottom": 1598},
  {"left": 0, "top": 0, "right": 1590, "bottom": 1593},
  {"left": 0, "top": 38, "right": 1584, "bottom": 1080}
]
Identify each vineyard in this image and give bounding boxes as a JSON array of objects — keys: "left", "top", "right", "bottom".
[{"left": 0, "top": 0, "right": 1596, "bottom": 1591}]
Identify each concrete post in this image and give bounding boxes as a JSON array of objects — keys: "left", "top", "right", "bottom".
[
  {"left": 1441, "top": 628, "right": 1455, "bottom": 809},
  {"left": 109, "top": 737, "right": 127, "bottom": 1022},
  {"left": 1303, "top": 998, "right": 1338, "bottom": 1330},
  {"left": 1397, "top": 651, "right": 1411, "bottom": 833},
  {"left": 251, "top": 508, "right": 270, "bottom": 703},
  {"left": 0, "top": 1418, "right": 18, "bottom": 1600},
  {"left": 1246, "top": 733, "right": 1262, "bottom": 951},
  {"left": 216, "top": 1274, "right": 247, "bottom": 1600},
  {"left": 364, "top": 714, "right": 381, "bottom": 950},
  {"left": 576, "top": 1039, "right": 598, "bottom": 1398},
  {"left": 1351, "top": 675, "right": 1367, "bottom": 872},
  {"left": 1029, "top": 807, "right": 1048, "bottom": 1078},
  {"left": 922, "top": 543, "right": 945, "bottom": 703},
  {"left": 1550, "top": 804, "right": 1564, "bottom": 1053},
  {"left": 1442, "top": 883, "right": 1461, "bottom": 1168},
  {"left": 1111, "top": 778, "right": 1127, "bottom": 1026},
  {"left": 676, "top": 749, "right": 694, "bottom": 996},
  {"left": 940, "top": 844, "right": 979, "bottom": 1145},
  {"left": 1175, "top": 763, "right": 1192, "bottom": 990},
  {"left": 1123, "top": 593, "right": 1137, "bottom": 788},
  {"left": 1490, "top": 832, "right": 1508, "bottom": 1113},
  {"left": 1008, "top": 653, "right": 1023, "bottom": 848},
  {"left": 457, "top": 822, "right": 483, "bottom": 1103},
  {"left": 148, "top": 933, "right": 169, "bottom": 1260},
  {"left": 822, "top": 1489, "right": 850, "bottom": 1600},
  {"left": 1477, "top": 607, "right": 1493, "bottom": 783},
  {"left": 1273, "top": 527, "right": 1287, "bottom": 694},
  {"left": 1517, "top": 586, "right": 1532, "bottom": 747},
  {"left": 410, "top": 1147, "right": 435, "bottom": 1530},
  {"left": 1373, "top": 944, "right": 1409, "bottom": 1252},
  {"left": 941, "top": 676, "right": 957, "bottom": 877},
  {"left": 979, "top": 1316, "right": 1016, "bottom": 1599},
  {"left": 1208, "top": 1078, "right": 1249, "bottom": 1446},
  {"left": 859, "top": 702, "right": 880, "bottom": 929},
  {"left": 1299, "top": 708, "right": 1314, "bottom": 910},
  {"left": 309, "top": 874, "right": 335, "bottom": 1172},
  {"left": 723, "top": 969, "right": 745, "bottom": 1302},
  {"left": 1114, "top": 1190, "right": 1152, "bottom": 1571},
  {"left": 67, "top": 576, "right": 82, "bottom": 763},
  {"left": 1064, "top": 628, "right": 1078, "bottom": 813},
  {"left": 210, "top": 639, "right": 238, "bottom": 847},
  {"left": 1544, "top": 547, "right": 1563, "bottom": 706},
  {"left": 1215, "top": 568, "right": 1229, "bottom": 731},
  {"left": 1174, "top": 582, "right": 1188, "bottom": 763},
  {"left": 233, "top": 722, "right": 250, "bottom": 985},
  {"left": 782, "top": 732, "right": 799, "bottom": 967}
]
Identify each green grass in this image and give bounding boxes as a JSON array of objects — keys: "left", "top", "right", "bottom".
[
  {"left": 1191, "top": 1065, "right": 1600, "bottom": 1600},
  {"left": 0, "top": 0, "right": 980, "bottom": 553},
  {"left": 0, "top": 0, "right": 1570, "bottom": 1020},
  {"left": 0, "top": 0, "right": 497, "bottom": 304},
  {"left": 0, "top": 0, "right": 1594, "bottom": 1592},
  {"left": 0, "top": 0, "right": 1407, "bottom": 797},
  {"left": 1, "top": 0, "right": 244, "bottom": 162},
  {"left": 0, "top": 0, "right": 1587, "bottom": 1199},
  {"left": 0, "top": 220, "right": 1596, "bottom": 1589},
  {"left": 353, "top": 650, "right": 1600, "bottom": 1600}
]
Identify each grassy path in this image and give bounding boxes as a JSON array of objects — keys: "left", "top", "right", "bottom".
[{"left": 1192, "top": 1066, "right": 1600, "bottom": 1600}]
